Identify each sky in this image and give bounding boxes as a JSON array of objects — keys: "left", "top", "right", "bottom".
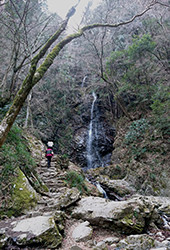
[{"left": 47, "top": 0, "right": 102, "bottom": 31}]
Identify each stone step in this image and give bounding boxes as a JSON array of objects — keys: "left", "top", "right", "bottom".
[{"left": 44, "top": 180, "right": 65, "bottom": 185}]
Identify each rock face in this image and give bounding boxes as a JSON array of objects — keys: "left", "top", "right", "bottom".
[
  {"left": 71, "top": 195, "right": 170, "bottom": 234},
  {"left": 71, "top": 93, "right": 115, "bottom": 169},
  {"left": 0, "top": 214, "right": 62, "bottom": 248}
]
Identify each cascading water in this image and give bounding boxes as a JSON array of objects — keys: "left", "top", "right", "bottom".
[
  {"left": 85, "top": 91, "right": 113, "bottom": 171},
  {"left": 86, "top": 91, "right": 97, "bottom": 169},
  {"left": 81, "top": 76, "right": 87, "bottom": 87}
]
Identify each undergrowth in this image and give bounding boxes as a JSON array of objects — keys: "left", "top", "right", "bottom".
[{"left": 65, "top": 170, "right": 88, "bottom": 194}]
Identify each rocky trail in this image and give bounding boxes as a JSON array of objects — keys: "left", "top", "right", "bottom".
[{"left": 0, "top": 155, "right": 170, "bottom": 250}]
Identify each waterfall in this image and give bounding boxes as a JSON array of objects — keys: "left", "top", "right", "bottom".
[
  {"left": 162, "top": 215, "right": 170, "bottom": 230},
  {"left": 84, "top": 91, "right": 114, "bottom": 171},
  {"left": 86, "top": 91, "right": 97, "bottom": 169},
  {"left": 86, "top": 177, "right": 108, "bottom": 199},
  {"left": 81, "top": 76, "right": 87, "bottom": 87},
  {"left": 96, "top": 182, "right": 108, "bottom": 199}
]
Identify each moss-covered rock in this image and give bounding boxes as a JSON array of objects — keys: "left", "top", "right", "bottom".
[
  {"left": 0, "top": 215, "right": 62, "bottom": 249},
  {"left": 11, "top": 167, "right": 39, "bottom": 215},
  {"left": 116, "top": 234, "right": 155, "bottom": 249},
  {"left": 0, "top": 229, "right": 7, "bottom": 249},
  {"left": 54, "top": 210, "right": 66, "bottom": 233},
  {"left": 71, "top": 195, "right": 170, "bottom": 234},
  {"left": 58, "top": 187, "right": 81, "bottom": 209},
  {"left": 23, "top": 132, "right": 45, "bottom": 164}
]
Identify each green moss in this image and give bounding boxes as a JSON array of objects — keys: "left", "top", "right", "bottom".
[
  {"left": 0, "top": 233, "right": 6, "bottom": 248},
  {"left": 11, "top": 168, "right": 38, "bottom": 215},
  {"left": 19, "top": 220, "right": 62, "bottom": 248},
  {"left": 17, "top": 226, "right": 62, "bottom": 249},
  {"left": 121, "top": 213, "right": 144, "bottom": 233},
  {"left": 34, "top": 226, "right": 62, "bottom": 249}
]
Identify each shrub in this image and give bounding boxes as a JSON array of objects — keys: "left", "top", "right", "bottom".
[
  {"left": 65, "top": 171, "right": 88, "bottom": 194},
  {"left": 124, "top": 118, "right": 150, "bottom": 144},
  {"left": 150, "top": 91, "right": 170, "bottom": 137}
]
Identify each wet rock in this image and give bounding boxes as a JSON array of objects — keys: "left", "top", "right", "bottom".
[
  {"left": 98, "top": 178, "right": 136, "bottom": 199},
  {"left": 72, "top": 221, "right": 93, "bottom": 242},
  {"left": 71, "top": 127, "right": 87, "bottom": 167},
  {"left": 71, "top": 94, "right": 115, "bottom": 168}
]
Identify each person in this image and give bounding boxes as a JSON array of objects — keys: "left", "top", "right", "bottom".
[{"left": 45, "top": 141, "right": 54, "bottom": 168}]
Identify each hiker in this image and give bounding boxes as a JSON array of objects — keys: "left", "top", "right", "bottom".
[{"left": 45, "top": 141, "right": 54, "bottom": 167}]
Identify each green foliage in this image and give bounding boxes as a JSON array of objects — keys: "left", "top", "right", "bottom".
[
  {"left": 150, "top": 85, "right": 170, "bottom": 137},
  {"left": 124, "top": 118, "right": 150, "bottom": 144},
  {"left": 151, "top": 99, "right": 166, "bottom": 116},
  {"left": 106, "top": 34, "right": 156, "bottom": 81},
  {"left": 130, "top": 145, "right": 147, "bottom": 160},
  {"left": 128, "top": 34, "right": 156, "bottom": 60},
  {"left": 0, "top": 125, "right": 34, "bottom": 183},
  {"left": 65, "top": 171, "right": 88, "bottom": 194},
  {"left": 105, "top": 33, "right": 164, "bottom": 110},
  {"left": 124, "top": 119, "right": 150, "bottom": 160}
]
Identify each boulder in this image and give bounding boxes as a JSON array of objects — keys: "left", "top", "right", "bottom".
[
  {"left": 72, "top": 221, "right": 93, "bottom": 242},
  {"left": 58, "top": 187, "right": 81, "bottom": 208},
  {"left": 103, "top": 236, "right": 119, "bottom": 244},
  {"left": 98, "top": 178, "right": 136, "bottom": 198},
  {"left": 0, "top": 214, "right": 62, "bottom": 248},
  {"left": 11, "top": 167, "right": 39, "bottom": 215},
  {"left": 93, "top": 241, "right": 108, "bottom": 250},
  {"left": 116, "top": 234, "right": 155, "bottom": 250},
  {"left": 71, "top": 195, "right": 170, "bottom": 234}
]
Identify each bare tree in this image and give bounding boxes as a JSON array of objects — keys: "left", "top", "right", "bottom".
[
  {"left": 0, "top": 1, "right": 166, "bottom": 148},
  {"left": 0, "top": 0, "right": 57, "bottom": 99}
]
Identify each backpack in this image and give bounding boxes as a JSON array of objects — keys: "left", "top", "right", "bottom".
[{"left": 45, "top": 148, "right": 53, "bottom": 157}]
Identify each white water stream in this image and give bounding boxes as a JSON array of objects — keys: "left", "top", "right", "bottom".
[
  {"left": 81, "top": 75, "right": 87, "bottom": 87},
  {"left": 86, "top": 91, "right": 97, "bottom": 169}
]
